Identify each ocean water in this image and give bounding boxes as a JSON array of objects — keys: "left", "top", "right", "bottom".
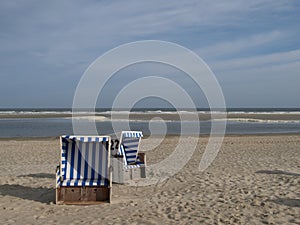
[{"left": 0, "top": 108, "right": 300, "bottom": 137}]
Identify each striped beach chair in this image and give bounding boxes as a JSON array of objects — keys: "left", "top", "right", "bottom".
[
  {"left": 56, "top": 135, "right": 112, "bottom": 204},
  {"left": 112, "top": 131, "right": 146, "bottom": 183}
]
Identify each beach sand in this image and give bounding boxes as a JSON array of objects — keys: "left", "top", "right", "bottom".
[{"left": 0, "top": 135, "right": 299, "bottom": 224}]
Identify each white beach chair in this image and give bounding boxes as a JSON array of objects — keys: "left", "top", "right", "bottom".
[
  {"left": 111, "top": 131, "right": 146, "bottom": 183},
  {"left": 56, "top": 135, "right": 112, "bottom": 204}
]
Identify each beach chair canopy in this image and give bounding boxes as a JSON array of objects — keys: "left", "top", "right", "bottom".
[
  {"left": 118, "top": 131, "right": 145, "bottom": 169},
  {"left": 57, "top": 135, "right": 111, "bottom": 187}
]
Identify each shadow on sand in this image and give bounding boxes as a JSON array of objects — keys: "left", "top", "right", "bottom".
[
  {"left": 256, "top": 170, "right": 300, "bottom": 208},
  {"left": 0, "top": 184, "right": 54, "bottom": 204},
  {"left": 18, "top": 173, "right": 55, "bottom": 179},
  {"left": 255, "top": 170, "right": 300, "bottom": 177},
  {"left": 270, "top": 198, "right": 300, "bottom": 208}
]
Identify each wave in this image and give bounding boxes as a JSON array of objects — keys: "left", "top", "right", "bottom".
[
  {"left": 215, "top": 118, "right": 300, "bottom": 124},
  {"left": 72, "top": 117, "right": 300, "bottom": 124},
  {"left": 72, "top": 116, "right": 109, "bottom": 122},
  {"left": 1, "top": 109, "right": 300, "bottom": 117},
  {"left": 105, "top": 110, "right": 214, "bottom": 115},
  {"left": 97, "top": 110, "right": 300, "bottom": 115},
  {"left": 0, "top": 110, "right": 71, "bottom": 115},
  {"left": 227, "top": 111, "right": 300, "bottom": 115}
]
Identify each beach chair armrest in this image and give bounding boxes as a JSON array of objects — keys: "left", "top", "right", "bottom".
[{"left": 56, "top": 165, "right": 61, "bottom": 187}]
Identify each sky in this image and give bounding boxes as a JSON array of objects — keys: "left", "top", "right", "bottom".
[{"left": 0, "top": 0, "right": 300, "bottom": 108}]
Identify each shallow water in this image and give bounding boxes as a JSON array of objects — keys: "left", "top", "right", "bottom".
[{"left": 0, "top": 117, "right": 300, "bottom": 138}]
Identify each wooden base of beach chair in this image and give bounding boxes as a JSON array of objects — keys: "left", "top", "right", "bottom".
[
  {"left": 111, "top": 153, "right": 146, "bottom": 184},
  {"left": 56, "top": 186, "right": 111, "bottom": 205}
]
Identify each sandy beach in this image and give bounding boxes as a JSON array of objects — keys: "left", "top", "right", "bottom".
[{"left": 0, "top": 135, "right": 299, "bottom": 224}]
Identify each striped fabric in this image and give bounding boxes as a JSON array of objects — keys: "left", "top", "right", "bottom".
[
  {"left": 122, "top": 131, "right": 143, "bottom": 138},
  {"left": 118, "top": 131, "right": 145, "bottom": 169},
  {"left": 59, "top": 135, "right": 110, "bottom": 187},
  {"left": 61, "top": 135, "right": 109, "bottom": 142},
  {"left": 56, "top": 166, "right": 60, "bottom": 188}
]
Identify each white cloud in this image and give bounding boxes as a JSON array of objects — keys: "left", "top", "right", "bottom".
[
  {"left": 212, "top": 49, "right": 300, "bottom": 73},
  {"left": 198, "top": 31, "right": 283, "bottom": 59},
  {"left": 0, "top": 0, "right": 299, "bottom": 107}
]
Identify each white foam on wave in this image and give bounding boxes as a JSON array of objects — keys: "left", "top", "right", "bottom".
[
  {"left": 214, "top": 118, "right": 300, "bottom": 124},
  {"left": 1, "top": 109, "right": 300, "bottom": 117},
  {"left": 228, "top": 111, "right": 300, "bottom": 115},
  {"left": 72, "top": 116, "right": 109, "bottom": 122},
  {"left": 0, "top": 111, "right": 17, "bottom": 114},
  {"left": 105, "top": 110, "right": 300, "bottom": 115},
  {"left": 0, "top": 110, "right": 72, "bottom": 115}
]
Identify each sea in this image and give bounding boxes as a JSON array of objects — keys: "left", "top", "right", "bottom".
[{"left": 0, "top": 108, "right": 300, "bottom": 138}]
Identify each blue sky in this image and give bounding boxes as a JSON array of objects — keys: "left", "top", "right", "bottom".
[{"left": 0, "top": 0, "right": 299, "bottom": 108}]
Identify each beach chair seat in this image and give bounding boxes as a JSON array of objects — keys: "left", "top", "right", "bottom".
[
  {"left": 111, "top": 131, "right": 146, "bottom": 183},
  {"left": 56, "top": 135, "right": 112, "bottom": 204}
]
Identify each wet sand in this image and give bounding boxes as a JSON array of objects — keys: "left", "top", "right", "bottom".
[{"left": 0, "top": 135, "right": 299, "bottom": 224}]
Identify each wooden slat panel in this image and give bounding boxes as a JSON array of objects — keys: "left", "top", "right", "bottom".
[{"left": 56, "top": 186, "right": 111, "bottom": 204}]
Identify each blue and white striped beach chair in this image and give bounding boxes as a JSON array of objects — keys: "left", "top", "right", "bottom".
[
  {"left": 56, "top": 135, "right": 112, "bottom": 204},
  {"left": 112, "top": 131, "right": 146, "bottom": 183}
]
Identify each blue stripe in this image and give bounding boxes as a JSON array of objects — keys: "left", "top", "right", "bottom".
[
  {"left": 104, "top": 143, "right": 108, "bottom": 178},
  {"left": 123, "top": 145, "right": 139, "bottom": 150},
  {"left": 63, "top": 138, "right": 69, "bottom": 179},
  {"left": 89, "top": 179, "right": 94, "bottom": 186},
  {"left": 91, "top": 142, "right": 96, "bottom": 181},
  {"left": 77, "top": 140, "right": 83, "bottom": 179},
  {"left": 125, "top": 150, "right": 138, "bottom": 154},
  {"left": 66, "top": 180, "right": 71, "bottom": 186},
  {"left": 70, "top": 140, "right": 76, "bottom": 179},
  {"left": 123, "top": 139, "right": 139, "bottom": 144},
  {"left": 97, "top": 144, "right": 102, "bottom": 183}
]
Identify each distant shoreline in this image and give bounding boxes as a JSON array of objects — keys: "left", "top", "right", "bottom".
[{"left": 1, "top": 112, "right": 300, "bottom": 122}]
